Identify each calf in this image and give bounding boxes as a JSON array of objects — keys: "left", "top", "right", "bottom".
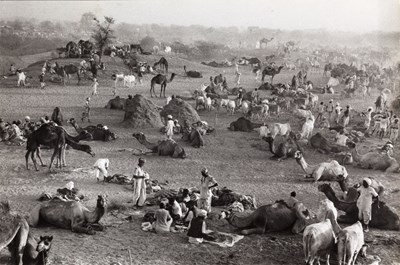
[
  {"left": 123, "top": 75, "right": 136, "bottom": 87},
  {"left": 337, "top": 221, "right": 365, "bottom": 265}
]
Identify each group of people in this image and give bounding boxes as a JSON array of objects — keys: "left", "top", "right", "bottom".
[
  {"left": 0, "top": 107, "right": 64, "bottom": 144},
  {"left": 315, "top": 99, "right": 352, "bottom": 127}
]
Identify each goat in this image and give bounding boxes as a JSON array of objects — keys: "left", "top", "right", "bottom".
[
  {"left": 241, "top": 100, "right": 250, "bottom": 114},
  {"left": 227, "top": 100, "right": 236, "bottom": 115},
  {"left": 268, "top": 123, "right": 291, "bottom": 139}
]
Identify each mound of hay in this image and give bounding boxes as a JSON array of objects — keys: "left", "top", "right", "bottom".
[
  {"left": 122, "top": 94, "right": 163, "bottom": 128},
  {"left": 160, "top": 98, "right": 201, "bottom": 126}
]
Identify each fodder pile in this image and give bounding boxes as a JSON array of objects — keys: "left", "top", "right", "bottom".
[
  {"left": 160, "top": 97, "right": 201, "bottom": 126},
  {"left": 122, "top": 94, "right": 163, "bottom": 128}
]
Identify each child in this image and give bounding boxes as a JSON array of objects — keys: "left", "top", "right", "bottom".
[
  {"left": 39, "top": 72, "right": 46, "bottom": 89},
  {"left": 357, "top": 178, "right": 379, "bottom": 232},
  {"left": 91, "top": 78, "right": 99, "bottom": 96},
  {"left": 81, "top": 97, "right": 91, "bottom": 123}
]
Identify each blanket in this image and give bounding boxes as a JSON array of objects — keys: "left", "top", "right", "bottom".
[{"left": 203, "top": 231, "right": 244, "bottom": 248}]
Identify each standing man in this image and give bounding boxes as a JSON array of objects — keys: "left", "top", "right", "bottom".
[
  {"left": 132, "top": 158, "right": 149, "bottom": 208},
  {"left": 81, "top": 97, "right": 91, "bottom": 123},
  {"left": 342, "top": 105, "right": 351, "bottom": 127},
  {"left": 39, "top": 72, "right": 46, "bottom": 89},
  {"left": 165, "top": 115, "right": 175, "bottom": 140},
  {"left": 334, "top": 102, "right": 342, "bottom": 124},
  {"left": 198, "top": 167, "right": 218, "bottom": 213},
  {"left": 326, "top": 99, "right": 334, "bottom": 122},
  {"left": 316, "top": 101, "right": 325, "bottom": 122},
  {"left": 357, "top": 178, "right": 379, "bottom": 232},
  {"left": 93, "top": 158, "right": 109, "bottom": 182}
]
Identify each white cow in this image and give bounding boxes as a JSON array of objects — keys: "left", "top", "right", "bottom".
[
  {"left": 16, "top": 71, "right": 26, "bottom": 86},
  {"left": 111, "top": 73, "right": 125, "bottom": 88},
  {"left": 337, "top": 221, "right": 365, "bottom": 265},
  {"left": 123, "top": 75, "right": 136, "bottom": 87},
  {"left": 268, "top": 123, "right": 292, "bottom": 139}
]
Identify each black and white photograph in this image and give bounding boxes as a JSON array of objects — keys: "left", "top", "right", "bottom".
[{"left": 0, "top": 0, "right": 399, "bottom": 264}]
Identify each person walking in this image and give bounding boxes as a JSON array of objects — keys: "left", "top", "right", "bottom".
[
  {"left": 93, "top": 158, "right": 109, "bottom": 182},
  {"left": 198, "top": 167, "right": 218, "bottom": 213},
  {"left": 342, "top": 105, "right": 351, "bottom": 127},
  {"left": 357, "top": 178, "right": 379, "bottom": 232},
  {"left": 326, "top": 99, "right": 334, "bottom": 121},
  {"left": 334, "top": 102, "right": 342, "bottom": 124},
  {"left": 316, "top": 102, "right": 325, "bottom": 122},
  {"left": 81, "top": 97, "right": 91, "bottom": 122},
  {"left": 91, "top": 78, "right": 99, "bottom": 96},
  {"left": 132, "top": 158, "right": 149, "bottom": 208},
  {"left": 165, "top": 115, "right": 175, "bottom": 140}
]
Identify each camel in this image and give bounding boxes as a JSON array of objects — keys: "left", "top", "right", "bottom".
[
  {"left": 153, "top": 57, "right": 168, "bottom": 73},
  {"left": 350, "top": 147, "right": 400, "bottom": 172},
  {"left": 294, "top": 151, "right": 348, "bottom": 192},
  {"left": 318, "top": 184, "right": 400, "bottom": 230},
  {"left": 132, "top": 132, "right": 186, "bottom": 158},
  {"left": 78, "top": 40, "right": 94, "bottom": 56},
  {"left": 228, "top": 117, "right": 262, "bottom": 132},
  {"left": 262, "top": 134, "right": 302, "bottom": 160},
  {"left": 29, "top": 195, "right": 107, "bottom": 235},
  {"left": 261, "top": 66, "right": 284, "bottom": 84},
  {"left": 22, "top": 234, "right": 53, "bottom": 265},
  {"left": 150, "top": 73, "right": 176, "bottom": 98},
  {"left": 219, "top": 200, "right": 311, "bottom": 235},
  {"left": 0, "top": 201, "right": 29, "bottom": 265},
  {"left": 52, "top": 62, "right": 81, "bottom": 85},
  {"left": 68, "top": 118, "right": 117, "bottom": 141},
  {"left": 183, "top": 65, "right": 202, "bottom": 78},
  {"left": 182, "top": 128, "right": 204, "bottom": 148},
  {"left": 259, "top": 37, "right": 274, "bottom": 48},
  {"left": 310, "top": 133, "right": 354, "bottom": 154},
  {"left": 25, "top": 124, "right": 95, "bottom": 171}
]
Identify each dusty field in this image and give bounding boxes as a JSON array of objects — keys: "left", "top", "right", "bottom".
[{"left": 0, "top": 54, "right": 399, "bottom": 265}]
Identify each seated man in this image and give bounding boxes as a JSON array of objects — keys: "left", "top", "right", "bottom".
[
  {"left": 153, "top": 202, "right": 173, "bottom": 233},
  {"left": 335, "top": 131, "right": 349, "bottom": 147}
]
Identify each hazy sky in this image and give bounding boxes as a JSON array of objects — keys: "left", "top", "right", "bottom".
[{"left": 1, "top": 0, "right": 400, "bottom": 32}]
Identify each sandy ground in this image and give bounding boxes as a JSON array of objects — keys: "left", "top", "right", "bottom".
[{"left": 0, "top": 55, "right": 399, "bottom": 265}]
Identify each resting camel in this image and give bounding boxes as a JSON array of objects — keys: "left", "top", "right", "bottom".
[
  {"left": 0, "top": 201, "right": 29, "bottom": 265},
  {"left": 150, "top": 73, "right": 176, "bottom": 98},
  {"left": 25, "top": 124, "right": 95, "bottom": 171},
  {"left": 153, "top": 57, "right": 168, "bottom": 73},
  {"left": 219, "top": 200, "right": 310, "bottom": 235},
  {"left": 183, "top": 65, "right": 202, "bottom": 78},
  {"left": 261, "top": 66, "right": 284, "bottom": 84},
  {"left": 263, "top": 134, "right": 303, "bottom": 160},
  {"left": 22, "top": 234, "right": 53, "bottom": 265},
  {"left": 68, "top": 118, "right": 117, "bottom": 141},
  {"left": 132, "top": 132, "right": 186, "bottom": 158},
  {"left": 310, "top": 133, "right": 354, "bottom": 154},
  {"left": 228, "top": 117, "right": 262, "bottom": 132},
  {"left": 29, "top": 195, "right": 107, "bottom": 235},
  {"left": 318, "top": 184, "right": 400, "bottom": 230},
  {"left": 350, "top": 147, "right": 400, "bottom": 172},
  {"left": 294, "top": 151, "right": 348, "bottom": 192}
]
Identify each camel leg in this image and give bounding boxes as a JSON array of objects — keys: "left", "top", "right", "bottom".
[
  {"left": 77, "top": 72, "right": 80, "bottom": 85},
  {"left": 89, "top": 223, "right": 104, "bottom": 231},
  {"left": 71, "top": 222, "right": 95, "bottom": 235},
  {"left": 30, "top": 149, "right": 39, "bottom": 171},
  {"left": 10, "top": 223, "right": 28, "bottom": 265},
  {"left": 36, "top": 147, "right": 46, "bottom": 167},
  {"left": 25, "top": 150, "right": 31, "bottom": 170},
  {"left": 240, "top": 227, "right": 265, "bottom": 235},
  {"left": 48, "top": 147, "right": 59, "bottom": 170}
]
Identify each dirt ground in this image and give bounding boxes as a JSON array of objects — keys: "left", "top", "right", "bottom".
[{"left": 0, "top": 54, "right": 399, "bottom": 265}]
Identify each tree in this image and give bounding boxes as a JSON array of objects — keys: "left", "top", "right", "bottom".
[
  {"left": 92, "top": 16, "right": 115, "bottom": 63},
  {"left": 140, "top": 36, "right": 156, "bottom": 51}
]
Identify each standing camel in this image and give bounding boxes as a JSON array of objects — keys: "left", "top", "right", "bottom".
[
  {"left": 25, "top": 124, "right": 95, "bottom": 171},
  {"left": 153, "top": 57, "right": 168, "bottom": 73},
  {"left": 150, "top": 73, "right": 176, "bottom": 98},
  {"left": 53, "top": 62, "right": 81, "bottom": 86},
  {"left": 259, "top": 37, "right": 274, "bottom": 48},
  {"left": 261, "top": 66, "right": 284, "bottom": 84}
]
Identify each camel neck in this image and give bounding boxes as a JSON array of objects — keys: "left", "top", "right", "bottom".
[{"left": 296, "top": 156, "right": 311, "bottom": 174}]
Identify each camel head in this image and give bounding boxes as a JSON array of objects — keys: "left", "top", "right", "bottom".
[
  {"left": 132, "top": 132, "right": 146, "bottom": 141},
  {"left": 218, "top": 210, "right": 232, "bottom": 220},
  {"left": 294, "top": 150, "right": 303, "bottom": 160},
  {"left": 97, "top": 195, "right": 108, "bottom": 209},
  {"left": 291, "top": 202, "right": 311, "bottom": 233},
  {"left": 68, "top": 118, "right": 76, "bottom": 125},
  {"left": 82, "top": 144, "right": 95, "bottom": 157},
  {"left": 0, "top": 200, "right": 11, "bottom": 213},
  {"left": 36, "top": 235, "right": 53, "bottom": 253},
  {"left": 104, "top": 130, "right": 117, "bottom": 141}
]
